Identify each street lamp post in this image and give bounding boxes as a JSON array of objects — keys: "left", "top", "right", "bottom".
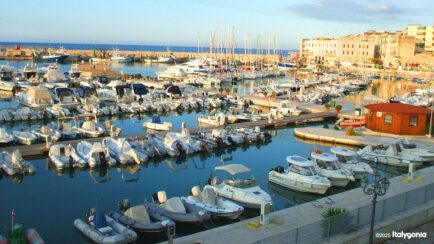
[{"left": 361, "top": 171, "right": 390, "bottom": 244}]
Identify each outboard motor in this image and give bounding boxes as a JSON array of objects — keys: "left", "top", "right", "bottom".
[
  {"left": 200, "top": 141, "right": 212, "bottom": 153},
  {"left": 152, "top": 192, "right": 159, "bottom": 202},
  {"left": 264, "top": 131, "right": 272, "bottom": 140},
  {"left": 274, "top": 166, "right": 284, "bottom": 173},
  {"left": 176, "top": 142, "right": 186, "bottom": 155},
  {"left": 138, "top": 97, "right": 144, "bottom": 104},
  {"left": 99, "top": 152, "right": 107, "bottom": 165},
  {"left": 228, "top": 136, "right": 236, "bottom": 146},
  {"left": 215, "top": 137, "right": 224, "bottom": 147},
  {"left": 69, "top": 156, "right": 74, "bottom": 167},
  {"left": 118, "top": 199, "right": 130, "bottom": 212}
]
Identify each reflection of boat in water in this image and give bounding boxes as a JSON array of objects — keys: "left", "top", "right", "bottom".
[
  {"left": 268, "top": 182, "right": 322, "bottom": 206},
  {"left": 89, "top": 166, "right": 111, "bottom": 184},
  {"left": 119, "top": 164, "right": 140, "bottom": 183}
]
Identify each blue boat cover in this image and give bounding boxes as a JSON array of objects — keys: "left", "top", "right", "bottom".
[
  {"left": 93, "top": 211, "right": 108, "bottom": 229},
  {"left": 151, "top": 116, "right": 161, "bottom": 124}
]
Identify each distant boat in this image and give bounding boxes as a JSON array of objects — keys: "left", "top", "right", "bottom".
[
  {"left": 41, "top": 46, "right": 69, "bottom": 63},
  {"left": 110, "top": 48, "right": 133, "bottom": 63},
  {"left": 278, "top": 61, "right": 298, "bottom": 70}
]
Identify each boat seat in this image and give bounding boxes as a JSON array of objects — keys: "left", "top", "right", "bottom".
[
  {"left": 97, "top": 226, "right": 112, "bottom": 235},
  {"left": 82, "top": 121, "right": 96, "bottom": 131},
  {"left": 124, "top": 205, "right": 151, "bottom": 224},
  {"left": 164, "top": 197, "right": 186, "bottom": 214},
  {"left": 40, "top": 126, "right": 50, "bottom": 134},
  {"left": 202, "top": 188, "right": 217, "bottom": 205}
]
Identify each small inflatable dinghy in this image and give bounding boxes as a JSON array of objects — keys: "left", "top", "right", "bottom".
[
  {"left": 109, "top": 199, "right": 174, "bottom": 234},
  {"left": 74, "top": 209, "right": 137, "bottom": 244}
]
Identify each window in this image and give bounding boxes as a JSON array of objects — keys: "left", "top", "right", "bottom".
[
  {"left": 384, "top": 114, "right": 393, "bottom": 125},
  {"left": 410, "top": 116, "right": 418, "bottom": 127}
]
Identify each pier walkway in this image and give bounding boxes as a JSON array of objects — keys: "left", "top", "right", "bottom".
[{"left": 4, "top": 111, "right": 336, "bottom": 157}]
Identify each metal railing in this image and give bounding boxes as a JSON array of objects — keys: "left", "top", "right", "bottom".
[{"left": 260, "top": 182, "right": 434, "bottom": 244}]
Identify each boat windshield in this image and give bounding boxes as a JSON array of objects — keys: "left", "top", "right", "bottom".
[
  {"left": 226, "top": 172, "right": 256, "bottom": 189},
  {"left": 290, "top": 164, "right": 317, "bottom": 176},
  {"left": 336, "top": 155, "right": 357, "bottom": 164},
  {"left": 315, "top": 159, "right": 341, "bottom": 170}
]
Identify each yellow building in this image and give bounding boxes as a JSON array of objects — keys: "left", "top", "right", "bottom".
[
  {"left": 405, "top": 24, "right": 434, "bottom": 51},
  {"left": 299, "top": 37, "right": 337, "bottom": 64},
  {"left": 337, "top": 35, "right": 377, "bottom": 63}
]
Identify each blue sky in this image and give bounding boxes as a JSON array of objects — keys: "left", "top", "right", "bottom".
[{"left": 0, "top": 0, "right": 432, "bottom": 49}]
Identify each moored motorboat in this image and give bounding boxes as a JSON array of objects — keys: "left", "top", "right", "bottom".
[
  {"left": 330, "top": 147, "right": 374, "bottom": 179},
  {"left": 12, "top": 131, "right": 38, "bottom": 145},
  {"left": 146, "top": 191, "right": 211, "bottom": 225},
  {"left": 310, "top": 151, "right": 355, "bottom": 187},
  {"left": 206, "top": 164, "right": 273, "bottom": 209},
  {"left": 49, "top": 144, "right": 86, "bottom": 169},
  {"left": 77, "top": 121, "right": 105, "bottom": 138},
  {"left": 76, "top": 141, "right": 116, "bottom": 168},
  {"left": 74, "top": 209, "right": 137, "bottom": 244},
  {"left": 0, "top": 150, "right": 35, "bottom": 176},
  {"left": 102, "top": 138, "right": 148, "bottom": 164},
  {"left": 358, "top": 144, "right": 426, "bottom": 167},
  {"left": 143, "top": 116, "right": 173, "bottom": 131},
  {"left": 0, "top": 128, "right": 14, "bottom": 145},
  {"left": 31, "top": 125, "right": 61, "bottom": 142},
  {"left": 269, "top": 155, "right": 331, "bottom": 194},
  {"left": 339, "top": 117, "right": 366, "bottom": 127},
  {"left": 181, "top": 186, "right": 244, "bottom": 219}
]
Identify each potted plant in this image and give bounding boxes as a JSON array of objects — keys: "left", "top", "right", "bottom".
[
  {"left": 271, "top": 91, "right": 277, "bottom": 98},
  {"left": 325, "top": 103, "right": 331, "bottom": 112},
  {"left": 219, "top": 87, "right": 224, "bottom": 94},
  {"left": 263, "top": 91, "right": 268, "bottom": 98},
  {"left": 225, "top": 88, "right": 230, "bottom": 94},
  {"left": 232, "top": 87, "right": 238, "bottom": 93},
  {"left": 321, "top": 207, "right": 354, "bottom": 238},
  {"left": 335, "top": 104, "right": 342, "bottom": 113}
]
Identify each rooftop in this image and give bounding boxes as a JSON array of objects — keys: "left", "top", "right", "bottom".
[{"left": 365, "top": 103, "right": 431, "bottom": 114}]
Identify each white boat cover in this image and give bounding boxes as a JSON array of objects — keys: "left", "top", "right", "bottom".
[
  {"left": 215, "top": 164, "right": 251, "bottom": 175},
  {"left": 164, "top": 197, "right": 186, "bottom": 214},
  {"left": 124, "top": 205, "right": 151, "bottom": 223}
]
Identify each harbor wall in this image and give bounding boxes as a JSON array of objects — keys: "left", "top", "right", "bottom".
[{"left": 172, "top": 166, "right": 434, "bottom": 244}]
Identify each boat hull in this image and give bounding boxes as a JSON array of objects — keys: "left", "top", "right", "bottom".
[{"left": 268, "top": 172, "right": 329, "bottom": 195}]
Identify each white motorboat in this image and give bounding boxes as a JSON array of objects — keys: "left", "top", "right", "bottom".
[
  {"left": 60, "top": 122, "right": 79, "bottom": 140},
  {"left": 395, "top": 140, "right": 434, "bottom": 162},
  {"left": 0, "top": 110, "right": 12, "bottom": 122},
  {"left": 18, "top": 87, "right": 53, "bottom": 108},
  {"left": 51, "top": 87, "right": 80, "bottom": 108},
  {"left": 31, "top": 125, "right": 61, "bottom": 142},
  {"left": 102, "top": 138, "right": 148, "bottom": 164},
  {"left": 147, "top": 134, "right": 169, "bottom": 156},
  {"left": 0, "top": 128, "right": 14, "bottom": 145},
  {"left": 234, "top": 127, "right": 268, "bottom": 142},
  {"left": 110, "top": 48, "right": 133, "bottom": 63},
  {"left": 164, "top": 125, "right": 202, "bottom": 155},
  {"left": 269, "top": 155, "right": 331, "bottom": 194},
  {"left": 211, "top": 129, "right": 244, "bottom": 145},
  {"left": 76, "top": 141, "right": 116, "bottom": 168},
  {"left": 12, "top": 131, "right": 38, "bottom": 145},
  {"left": 49, "top": 144, "right": 86, "bottom": 169},
  {"left": 358, "top": 145, "right": 426, "bottom": 167},
  {"left": 143, "top": 116, "right": 173, "bottom": 131},
  {"left": 206, "top": 164, "right": 273, "bottom": 209},
  {"left": 0, "top": 64, "right": 17, "bottom": 91},
  {"left": 181, "top": 186, "right": 244, "bottom": 219},
  {"left": 197, "top": 113, "right": 226, "bottom": 126},
  {"left": 77, "top": 121, "right": 105, "bottom": 138},
  {"left": 310, "top": 151, "right": 355, "bottom": 187},
  {"left": 0, "top": 150, "right": 36, "bottom": 176},
  {"left": 330, "top": 147, "right": 374, "bottom": 179}
]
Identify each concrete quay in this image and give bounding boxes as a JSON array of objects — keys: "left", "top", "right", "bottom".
[{"left": 171, "top": 166, "right": 434, "bottom": 244}]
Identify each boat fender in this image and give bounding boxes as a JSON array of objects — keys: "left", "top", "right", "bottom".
[
  {"left": 176, "top": 142, "right": 185, "bottom": 155},
  {"left": 228, "top": 136, "right": 235, "bottom": 145},
  {"left": 99, "top": 152, "right": 107, "bottom": 165},
  {"left": 215, "top": 137, "right": 224, "bottom": 147}
]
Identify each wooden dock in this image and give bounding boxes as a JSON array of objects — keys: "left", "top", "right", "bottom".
[
  {"left": 294, "top": 127, "right": 397, "bottom": 146},
  {"left": 3, "top": 112, "right": 336, "bottom": 157}
]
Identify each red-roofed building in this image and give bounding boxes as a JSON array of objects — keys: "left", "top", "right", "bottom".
[{"left": 364, "top": 103, "right": 431, "bottom": 135}]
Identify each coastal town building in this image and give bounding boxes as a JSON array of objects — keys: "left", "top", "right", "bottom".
[
  {"left": 405, "top": 24, "right": 434, "bottom": 51},
  {"left": 300, "top": 25, "right": 434, "bottom": 69},
  {"left": 364, "top": 103, "right": 431, "bottom": 135}
]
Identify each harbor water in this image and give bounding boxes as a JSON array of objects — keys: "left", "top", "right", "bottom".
[{"left": 0, "top": 61, "right": 413, "bottom": 243}]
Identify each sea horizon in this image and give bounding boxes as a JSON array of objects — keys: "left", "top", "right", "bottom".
[{"left": 0, "top": 41, "right": 296, "bottom": 56}]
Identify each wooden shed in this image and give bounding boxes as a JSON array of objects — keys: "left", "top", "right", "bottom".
[{"left": 364, "top": 103, "right": 431, "bottom": 135}]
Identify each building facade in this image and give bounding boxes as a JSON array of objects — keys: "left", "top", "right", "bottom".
[
  {"left": 405, "top": 24, "right": 434, "bottom": 51},
  {"left": 364, "top": 103, "right": 430, "bottom": 135},
  {"left": 337, "top": 35, "right": 377, "bottom": 63},
  {"left": 299, "top": 38, "right": 337, "bottom": 64}
]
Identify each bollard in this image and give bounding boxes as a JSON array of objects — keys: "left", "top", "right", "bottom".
[
  {"left": 408, "top": 162, "right": 416, "bottom": 179},
  {"left": 166, "top": 222, "right": 175, "bottom": 244},
  {"left": 260, "top": 202, "right": 271, "bottom": 225}
]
